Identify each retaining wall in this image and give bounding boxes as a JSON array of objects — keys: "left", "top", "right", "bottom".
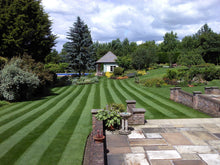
[
  {"left": 83, "top": 109, "right": 105, "bottom": 165},
  {"left": 170, "top": 87, "right": 220, "bottom": 117}
]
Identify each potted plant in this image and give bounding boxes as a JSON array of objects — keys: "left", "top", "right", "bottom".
[
  {"left": 95, "top": 103, "right": 125, "bottom": 130},
  {"left": 93, "top": 129, "right": 105, "bottom": 143}
]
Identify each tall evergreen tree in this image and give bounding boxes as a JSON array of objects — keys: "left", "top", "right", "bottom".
[
  {"left": 66, "top": 16, "right": 95, "bottom": 76},
  {"left": 0, "top": 0, "right": 56, "bottom": 62}
]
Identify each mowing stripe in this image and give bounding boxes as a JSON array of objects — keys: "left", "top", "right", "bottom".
[
  {"left": 37, "top": 85, "right": 92, "bottom": 165},
  {"left": 124, "top": 80, "right": 189, "bottom": 118},
  {"left": 58, "top": 84, "right": 95, "bottom": 165},
  {"left": 0, "top": 86, "right": 84, "bottom": 164},
  {"left": 0, "top": 86, "right": 72, "bottom": 135},
  {"left": 0, "top": 86, "right": 78, "bottom": 152},
  {"left": 120, "top": 80, "right": 177, "bottom": 118},
  {"left": 117, "top": 80, "right": 169, "bottom": 119},
  {"left": 15, "top": 85, "right": 90, "bottom": 165},
  {"left": 0, "top": 86, "right": 68, "bottom": 120},
  {"left": 110, "top": 80, "right": 127, "bottom": 104},
  {"left": 107, "top": 79, "right": 123, "bottom": 104},
  {"left": 100, "top": 79, "right": 108, "bottom": 108},
  {"left": 114, "top": 80, "right": 156, "bottom": 118},
  {"left": 127, "top": 81, "right": 209, "bottom": 118},
  {"left": 93, "top": 83, "right": 101, "bottom": 109},
  {"left": 0, "top": 99, "right": 50, "bottom": 126},
  {"left": 103, "top": 78, "right": 114, "bottom": 104}
]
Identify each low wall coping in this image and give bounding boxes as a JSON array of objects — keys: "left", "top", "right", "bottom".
[
  {"left": 132, "top": 108, "right": 146, "bottom": 113},
  {"left": 91, "top": 109, "right": 103, "bottom": 114},
  {"left": 179, "top": 90, "right": 193, "bottom": 96},
  {"left": 126, "top": 100, "right": 136, "bottom": 104},
  {"left": 205, "top": 86, "right": 219, "bottom": 89},
  {"left": 199, "top": 94, "right": 220, "bottom": 105},
  {"left": 193, "top": 91, "right": 202, "bottom": 96}
]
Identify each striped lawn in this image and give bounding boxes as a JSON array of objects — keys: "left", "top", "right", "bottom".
[{"left": 0, "top": 78, "right": 210, "bottom": 165}]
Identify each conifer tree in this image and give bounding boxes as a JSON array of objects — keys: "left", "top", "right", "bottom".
[
  {"left": 0, "top": 0, "right": 56, "bottom": 62},
  {"left": 66, "top": 16, "right": 95, "bottom": 76}
]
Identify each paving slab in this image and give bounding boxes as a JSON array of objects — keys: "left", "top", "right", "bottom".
[
  {"left": 180, "top": 153, "right": 201, "bottom": 160},
  {"left": 130, "top": 147, "right": 145, "bottom": 153},
  {"left": 192, "top": 131, "right": 219, "bottom": 141},
  {"left": 124, "top": 153, "right": 149, "bottom": 165},
  {"left": 144, "top": 146, "right": 160, "bottom": 151},
  {"left": 161, "top": 133, "right": 192, "bottom": 145},
  {"left": 107, "top": 147, "right": 131, "bottom": 154},
  {"left": 201, "top": 124, "right": 220, "bottom": 133},
  {"left": 177, "top": 127, "right": 207, "bottom": 132},
  {"left": 158, "top": 145, "right": 174, "bottom": 150},
  {"left": 207, "top": 140, "right": 220, "bottom": 145},
  {"left": 199, "top": 154, "right": 220, "bottom": 165},
  {"left": 128, "top": 130, "right": 145, "bottom": 139},
  {"left": 150, "top": 160, "right": 172, "bottom": 165},
  {"left": 174, "top": 145, "right": 215, "bottom": 154},
  {"left": 107, "top": 154, "right": 124, "bottom": 165},
  {"left": 181, "top": 131, "right": 208, "bottom": 145},
  {"left": 129, "top": 139, "right": 167, "bottom": 146},
  {"left": 146, "top": 150, "right": 181, "bottom": 160},
  {"left": 164, "top": 127, "right": 180, "bottom": 132},
  {"left": 142, "top": 127, "right": 165, "bottom": 133},
  {"left": 107, "top": 134, "right": 129, "bottom": 147},
  {"left": 145, "top": 133, "right": 162, "bottom": 139},
  {"left": 173, "top": 160, "right": 206, "bottom": 165}
]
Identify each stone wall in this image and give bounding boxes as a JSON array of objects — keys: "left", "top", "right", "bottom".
[
  {"left": 197, "top": 95, "right": 220, "bottom": 117},
  {"left": 170, "top": 87, "right": 220, "bottom": 117},
  {"left": 205, "top": 87, "right": 220, "bottom": 94},
  {"left": 126, "top": 100, "right": 146, "bottom": 125},
  {"left": 170, "top": 87, "right": 193, "bottom": 107},
  {"left": 178, "top": 90, "right": 193, "bottom": 107},
  {"left": 83, "top": 109, "right": 105, "bottom": 165}
]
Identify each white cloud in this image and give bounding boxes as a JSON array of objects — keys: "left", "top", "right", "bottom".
[{"left": 41, "top": 0, "right": 220, "bottom": 52}]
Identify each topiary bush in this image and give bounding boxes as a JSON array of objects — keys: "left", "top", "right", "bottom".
[
  {"left": 113, "top": 67, "right": 124, "bottom": 76},
  {"left": 0, "top": 59, "right": 40, "bottom": 101}
]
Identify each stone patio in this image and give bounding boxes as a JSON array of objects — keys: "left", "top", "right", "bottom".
[{"left": 106, "top": 118, "right": 220, "bottom": 165}]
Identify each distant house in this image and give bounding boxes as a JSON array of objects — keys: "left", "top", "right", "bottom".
[{"left": 96, "top": 51, "right": 118, "bottom": 76}]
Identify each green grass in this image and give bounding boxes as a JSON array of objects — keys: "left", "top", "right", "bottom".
[{"left": 0, "top": 70, "right": 212, "bottom": 165}]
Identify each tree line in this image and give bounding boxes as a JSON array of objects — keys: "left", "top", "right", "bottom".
[{"left": 85, "top": 24, "right": 220, "bottom": 70}]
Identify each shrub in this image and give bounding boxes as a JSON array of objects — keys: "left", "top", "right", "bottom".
[
  {"left": 0, "top": 100, "right": 10, "bottom": 107},
  {"left": 166, "top": 69, "right": 177, "bottom": 80},
  {"left": 95, "top": 103, "right": 125, "bottom": 128},
  {"left": 72, "top": 76, "right": 99, "bottom": 85},
  {"left": 202, "top": 66, "right": 219, "bottom": 81},
  {"left": 44, "top": 63, "right": 68, "bottom": 73},
  {"left": 20, "top": 55, "right": 56, "bottom": 89},
  {"left": 56, "top": 76, "right": 72, "bottom": 86},
  {"left": 113, "top": 67, "right": 124, "bottom": 76},
  {"left": 144, "top": 78, "right": 164, "bottom": 87},
  {"left": 0, "top": 56, "right": 8, "bottom": 69},
  {"left": 0, "top": 59, "right": 40, "bottom": 101}
]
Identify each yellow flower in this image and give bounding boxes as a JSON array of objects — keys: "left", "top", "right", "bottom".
[
  {"left": 137, "top": 70, "right": 146, "bottom": 75},
  {"left": 105, "top": 72, "right": 113, "bottom": 78}
]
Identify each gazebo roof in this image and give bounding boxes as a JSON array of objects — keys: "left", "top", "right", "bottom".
[{"left": 96, "top": 51, "right": 117, "bottom": 64}]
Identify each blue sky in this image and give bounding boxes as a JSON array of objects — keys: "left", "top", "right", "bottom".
[{"left": 41, "top": 0, "right": 220, "bottom": 52}]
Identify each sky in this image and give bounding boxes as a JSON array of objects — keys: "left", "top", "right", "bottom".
[{"left": 41, "top": 0, "right": 220, "bottom": 52}]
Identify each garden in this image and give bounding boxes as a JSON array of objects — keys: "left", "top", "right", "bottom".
[{"left": 0, "top": 67, "right": 215, "bottom": 164}]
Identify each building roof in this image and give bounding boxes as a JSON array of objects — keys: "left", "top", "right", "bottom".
[{"left": 96, "top": 51, "right": 117, "bottom": 64}]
